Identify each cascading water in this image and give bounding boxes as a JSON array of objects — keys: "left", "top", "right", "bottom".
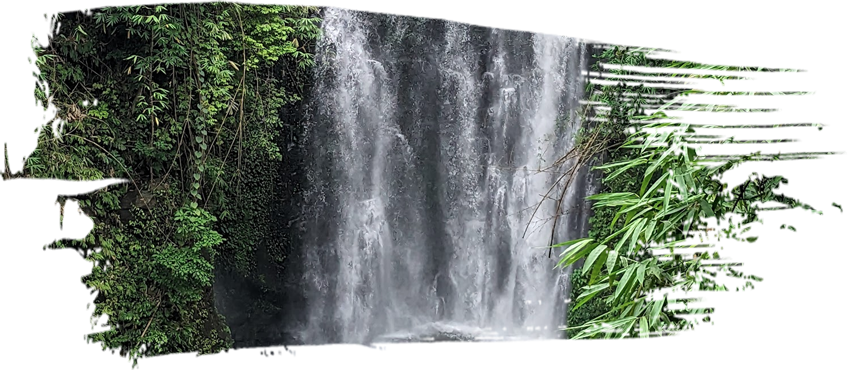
[{"left": 291, "top": 8, "right": 590, "bottom": 345}]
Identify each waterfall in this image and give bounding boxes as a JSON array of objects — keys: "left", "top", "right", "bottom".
[{"left": 292, "top": 8, "right": 589, "bottom": 344}]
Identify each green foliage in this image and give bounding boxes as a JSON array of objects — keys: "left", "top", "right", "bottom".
[
  {"left": 565, "top": 273, "right": 629, "bottom": 370},
  {"left": 561, "top": 0, "right": 847, "bottom": 369},
  {"left": 28, "top": 3, "right": 321, "bottom": 365},
  {"left": 561, "top": 1, "right": 704, "bottom": 369},
  {"left": 240, "top": 5, "right": 320, "bottom": 71},
  {"left": 157, "top": 206, "right": 222, "bottom": 300}
]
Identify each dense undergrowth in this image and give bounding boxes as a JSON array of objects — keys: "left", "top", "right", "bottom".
[
  {"left": 562, "top": 0, "right": 847, "bottom": 370},
  {"left": 25, "top": 4, "right": 321, "bottom": 363}
]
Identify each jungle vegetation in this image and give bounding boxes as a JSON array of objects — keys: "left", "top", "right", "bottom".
[
  {"left": 559, "top": 0, "right": 847, "bottom": 370},
  {"left": 0, "top": 0, "right": 319, "bottom": 369}
]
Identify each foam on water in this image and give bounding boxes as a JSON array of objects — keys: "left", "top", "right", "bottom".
[
  {"left": 273, "top": 344, "right": 409, "bottom": 362},
  {"left": 270, "top": 322, "right": 563, "bottom": 363}
]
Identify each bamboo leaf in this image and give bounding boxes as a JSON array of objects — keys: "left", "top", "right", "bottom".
[
  {"left": 795, "top": 89, "right": 815, "bottom": 109},
  {"left": 613, "top": 264, "right": 637, "bottom": 304},
  {"left": 583, "top": 244, "right": 608, "bottom": 275},
  {"left": 611, "top": 321, "right": 635, "bottom": 347},
  {"left": 759, "top": 82, "right": 785, "bottom": 101},
  {"left": 648, "top": 298, "right": 664, "bottom": 327},
  {"left": 779, "top": 50, "right": 791, "bottom": 75},
  {"left": 573, "top": 317, "right": 636, "bottom": 340},
  {"left": 572, "top": 283, "right": 609, "bottom": 312},
  {"left": 639, "top": 316, "right": 652, "bottom": 358}
]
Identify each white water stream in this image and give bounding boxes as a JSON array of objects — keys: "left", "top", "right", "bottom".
[{"left": 294, "top": 8, "right": 589, "bottom": 344}]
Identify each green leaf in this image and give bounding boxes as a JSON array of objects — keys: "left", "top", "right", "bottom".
[
  {"left": 569, "top": 316, "right": 637, "bottom": 342},
  {"left": 557, "top": 238, "right": 596, "bottom": 267},
  {"left": 688, "top": 289, "right": 710, "bottom": 325},
  {"left": 780, "top": 58, "right": 800, "bottom": 80},
  {"left": 572, "top": 283, "right": 609, "bottom": 312},
  {"left": 648, "top": 298, "right": 664, "bottom": 327},
  {"left": 639, "top": 317, "right": 649, "bottom": 338},
  {"left": 193, "top": 173, "right": 201, "bottom": 181},
  {"left": 683, "top": 209, "right": 697, "bottom": 236},
  {"left": 610, "top": 321, "right": 635, "bottom": 347},
  {"left": 606, "top": 248, "right": 619, "bottom": 274},
  {"left": 795, "top": 89, "right": 815, "bottom": 109},
  {"left": 583, "top": 244, "right": 608, "bottom": 275},
  {"left": 759, "top": 82, "right": 785, "bottom": 101},
  {"left": 699, "top": 198, "right": 715, "bottom": 218},
  {"left": 746, "top": 236, "right": 758, "bottom": 243},
  {"left": 613, "top": 264, "right": 637, "bottom": 304},
  {"left": 779, "top": 50, "right": 791, "bottom": 75}
]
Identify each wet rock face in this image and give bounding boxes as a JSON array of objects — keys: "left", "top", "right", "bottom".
[
  {"left": 117, "top": 183, "right": 166, "bottom": 223},
  {"left": 213, "top": 100, "right": 310, "bottom": 369}
]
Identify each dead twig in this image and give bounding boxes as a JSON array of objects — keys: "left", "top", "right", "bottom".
[
  {"left": 522, "top": 103, "right": 610, "bottom": 258},
  {"left": 136, "top": 297, "right": 162, "bottom": 351}
]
